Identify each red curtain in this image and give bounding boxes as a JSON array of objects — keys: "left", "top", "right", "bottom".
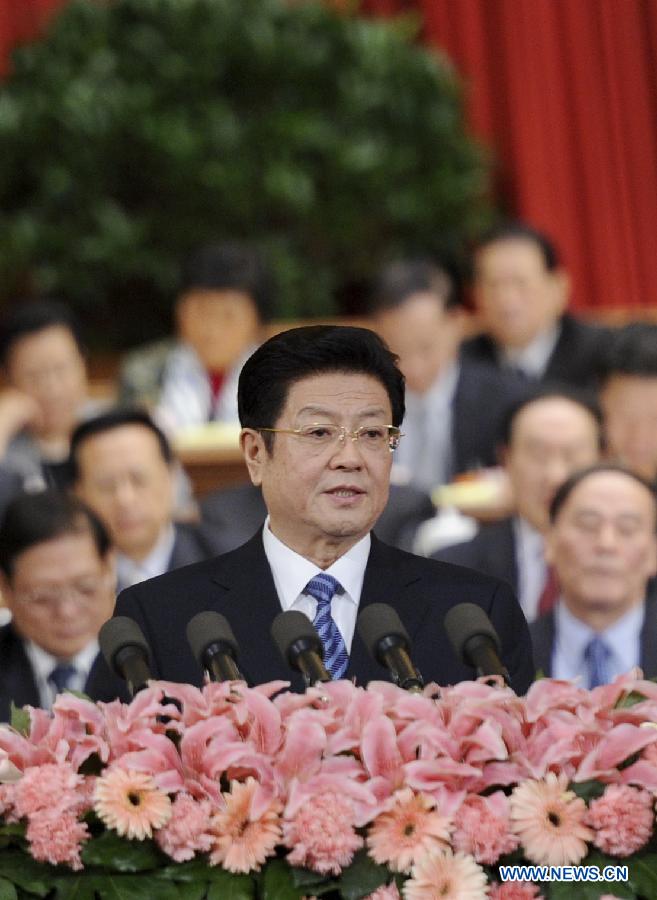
[
  {"left": 364, "top": 0, "right": 657, "bottom": 312},
  {"left": 2, "top": 0, "right": 657, "bottom": 311}
]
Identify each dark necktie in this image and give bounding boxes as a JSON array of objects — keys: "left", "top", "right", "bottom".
[
  {"left": 305, "top": 574, "right": 349, "bottom": 680},
  {"left": 538, "top": 566, "right": 560, "bottom": 616},
  {"left": 584, "top": 636, "right": 611, "bottom": 689},
  {"left": 48, "top": 663, "right": 77, "bottom": 695}
]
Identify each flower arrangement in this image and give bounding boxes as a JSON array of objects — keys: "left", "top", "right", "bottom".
[{"left": 1, "top": 673, "right": 657, "bottom": 898}]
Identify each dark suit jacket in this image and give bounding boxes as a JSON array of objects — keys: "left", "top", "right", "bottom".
[
  {"left": 451, "top": 360, "right": 528, "bottom": 474},
  {"left": 0, "top": 625, "right": 98, "bottom": 723},
  {"left": 460, "top": 314, "right": 613, "bottom": 389},
  {"left": 87, "top": 531, "right": 535, "bottom": 702},
  {"left": 530, "top": 596, "right": 657, "bottom": 679},
  {"left": 199, "top": 483, "right": 435, "bottom": 555},
  {"left": 433, "top": 518, "right": 519, "bottom": 595}
]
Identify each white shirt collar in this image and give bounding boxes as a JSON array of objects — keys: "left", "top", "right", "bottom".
[
  {"left": 116, "top": 523, "right": 176, "bottom": 590},
  {"left": 501, "top": 322, "right": 561, "bottom": 377},
  {"left": 262, "top": 517, "right": 370, "bottom": 611},
  {"left": 24, "top": 638, "right": 99, "bottom": 709},
  {"left": 554, "top": 598, "right": 645, "bottom": 680}
]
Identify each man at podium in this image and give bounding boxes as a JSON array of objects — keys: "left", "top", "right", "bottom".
[{"left": 88, "top": 325, "right": 533, "bottom": 698}]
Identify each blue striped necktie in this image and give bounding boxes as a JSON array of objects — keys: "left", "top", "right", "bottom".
[
  {"left": 584, "top": 635, "right": 611, "bottom": 689},
  {"left": 48, "top": 663, "right": 77, "bottom": 694},
  {"left": 305, "top": 574, "right": 349, "bottom": 680}
]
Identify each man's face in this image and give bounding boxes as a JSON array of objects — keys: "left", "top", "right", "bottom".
[
  {"left": 75, "top": 425, "right": 174, "bottom": 562},
  {"left": 546, "top": 471, "right": 657, "bottom": 622},
  {"left": 504, "top": 398, "right": 601, "bottom": 532},
  {"left": 241, "top": 372, "right": 393, "bottom": 564},
  {"left": 474, "top": 238, "right": 568, "bottom": 350},
  {"left": 601, "top": 375, "right": 657, "bottom": 481},
  {"left": 6, "top": 325, "right": 87, "bottom": 436},
  {"left": 1, "top": 531, "right": 115, "bottom": 659},
  {"left": 177, "top": 289, "right": 260, "bottom": 371},
  {"left": 373, "top": 292, "right": 464, "bottom": 395}
]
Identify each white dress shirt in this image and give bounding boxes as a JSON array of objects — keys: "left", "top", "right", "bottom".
[
  {"left": 262, "top": 518, "right": 370, "bottom": 652},
  {"left": 500, "top": 323, "right": 560, "bottom": 379},
  {"left": 513, "top": 516, "right": 548, "bottom": 622},
  {"left": 552, "top": 600, "right": 644, "bottom": 684},
  {"left": 24, "top": 639, "right": 99, "bottom": 710},
  {"left": 116, "top": 524, "right": 176, "bottom": 592}
]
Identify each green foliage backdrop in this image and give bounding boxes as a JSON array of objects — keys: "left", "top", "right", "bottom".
[{"left": 0, "top": 0, "right": 492, "bottom": 348}]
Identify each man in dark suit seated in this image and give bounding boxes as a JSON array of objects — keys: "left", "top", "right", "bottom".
[
  {"left": 435, "top": 390, "right": 602, "bottom": 621},
  {"left": 69, "top": 410, "right": 218, "bottom": 592},
  {"left": 88, "top": 325, "right": 534, "bottom": 700},
  {"left": 368, "top": 258, "right": 527, "bottom": 494},
  {"left": 462, "top": 221, "right": 612, "bottom": 388},
  {"left": 0, "top": 490, "right": 115, "bottom": 721},
  {"left": 530, "top": 464, "right": 657, "bottom": 684},
  {"left": 600, "top": 323, "right": 657, "bottom": 485}
]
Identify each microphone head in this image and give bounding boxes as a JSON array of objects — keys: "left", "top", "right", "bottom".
[
  {"left": 99, "top": 616, "right": 150, "bottom": 676},
  {"left": 443, "top": 603, "right": 501, "bottom": 663},
  {"left": 186, "top": 611, "right": 239, "bottom": 665},
  {"left": 357, "top": 603, "right": 411, "bottom": 664},
  {"left": 270, "top": 610, "right": 323, "bottom": 667}
]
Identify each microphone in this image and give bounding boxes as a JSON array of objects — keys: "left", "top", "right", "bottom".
[
  {"left": 357, "top": 603, "right": 424, "bottom": 693},
  {"left": 186, "top": 611, "right": 243, "bottom": 682},
  {"left": 444, "top": 603, "right": 510, "bottom": 684},
  {"left": 99, "top": 616, "right": 152, "bottom": 697},
  {"left": 270, "top": 610, "right": 331, "bottom": 686}
]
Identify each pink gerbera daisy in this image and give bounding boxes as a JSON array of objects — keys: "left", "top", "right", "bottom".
[
  {"left": 587, "top": 784, "right": 654, "bottom": 856},
  {"left": 510, "top": 772, "right": 592, "bottom": 866},
  {"left": 367, "top": 788, "right": 451, "bottom": 873},
  {"left": 94, "top": 768, "right": 172, "bottom": 840},
  {"left": 210, "top": 777, "right": 281, "bottom": 873},
  {"left": 404, "top": 849, "right": 488, "bottom": 900}
]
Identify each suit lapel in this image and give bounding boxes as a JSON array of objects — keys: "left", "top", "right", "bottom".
[
  {"left": 347, "top": 536, "right": 426, "bottom": 685},
  {"left": 207, "top": 532, "right": 305, "bottom": 689},
  {"left": 640, "top": 595, "right": 657, "bottom": 678},
  {"left": 486, "top": 520, "right": 519, "bottom": 593},
  {"left": 0, "top": 627, "right": 40, "bottom": 719}
]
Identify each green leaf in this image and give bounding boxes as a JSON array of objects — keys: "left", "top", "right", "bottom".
[
  {"left": 0, "top": 849, "right": 52, "bottom": 896},
  {"left": 337, "top": 849, "right": 389, "bottom": 900},
  {"left": 614, "top": 690, "right": 650, "bottom": 709},
  {"left": 53, "top": 875, "right": 102, "bottom": 900},
  {"left": 81, "top": 832, "right": 164, "bottom": 872},
  {"left": 0, "top": 877, "right": 17, "bottom": 900},
  {"left": 627, "top": 853, "right": 657, "bottom": 897},
  {"left": 9, "top": 704, "right": 30, "bottom": 736},
  {"left": 545, "top": 852, "right": 634, "bottom": 900},
  {"left": 290, "top": 866, "right": 330, "bottom": 888},
  {"left": 155, "top": 860, "right": 217, "bottom": 883},
  {"left": 84, "top": 874, "right": 181, "bottom": 900},
  {"left": 206, "top": 876, "right": 254, "bottom": 900},
  {"left": 261, "top": 859, "right": 303, "bottom": 900},
  {"left": 173, "top": 884, "right": 207, "bottom": 900},
  {"left": 570, "top": 780, "right": 606, "bottom": 802}
]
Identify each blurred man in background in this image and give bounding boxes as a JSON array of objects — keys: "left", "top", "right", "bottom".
[
  {"left": 0, "top": 490, "right": 115, "bottom": 720},
  {"left": 118, "top": 241, "right": 272, "bottom": 434},
  {"left": 600, "top": 323, "right": 657, "bottom": 484},
  {"left": 70, "top": 410, "right": 217, "bottom": 592},
  {"left": 369, "top": 258, "right": 525, "bottom": 494},
  {"left": 530, "top": 465, "right": 657, "bottom": 683},
  {"left": 435, "top": 390, "right": 602, "bottom": 621},
  {"left": 0, "top": 300, "right": 97, "bottom": 490},
  {"left": 463, "top": 221, "right": 611, "bottom": 387}
]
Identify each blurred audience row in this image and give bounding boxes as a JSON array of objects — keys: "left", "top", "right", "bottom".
[{"left": 1, "top": 221, "right": 656, "bottom": 716}]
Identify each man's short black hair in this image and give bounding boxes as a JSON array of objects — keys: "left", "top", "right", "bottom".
[
  {"left": 238, "top": 325, "right": 405, "bottom": 450},
  {"left": 549, "top": 463, "right": 657, "bottom": 526},
  {"left": 475, "top": 220, "right": 559, "bottom": 272},
  {"left": 0, "top": 489, "right": 110, "bottom": 579},
  {"left": 0, "top": 299, "right": 84, "bottom": 367},
  {"left": 499, "top": 386, "right": 603, "bottom": 450},
  {"left": 368, "top": 258, "right": 462, "bottom": 313},
  {"left": 68, "top": 408, "right": 173, "bottom": 482},
  {"left": 602, "top": 323, "right": 657, "bottom": 379},
  {"left": 179, "top": 241, "right": 273, "bottom": 322}
]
